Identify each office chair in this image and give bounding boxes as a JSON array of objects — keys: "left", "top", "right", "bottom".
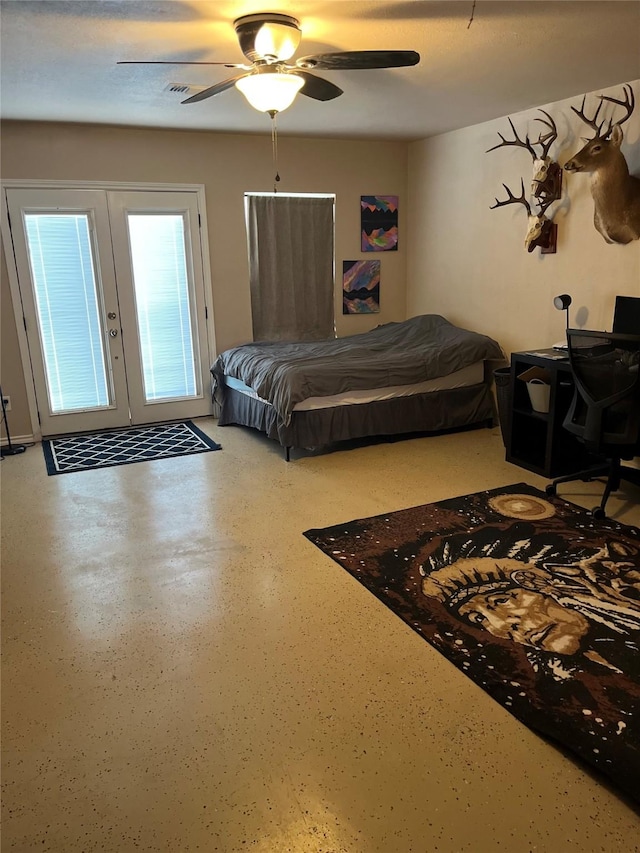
[{"left": 546, "top": 329, "right": 640, "bottom": 518}]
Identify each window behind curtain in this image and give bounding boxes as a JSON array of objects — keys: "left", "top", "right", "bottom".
[{"left": 245, "top": 193, "right": 335, "bottom": 341}]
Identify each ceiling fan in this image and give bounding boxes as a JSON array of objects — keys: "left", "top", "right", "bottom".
[{"left": 118, "top": 12, "right": 420, "bottom": 113}]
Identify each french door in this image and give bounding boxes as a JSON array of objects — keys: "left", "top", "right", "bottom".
[{"left": 6, "top": 187, "right": 212, "bottom": 436}]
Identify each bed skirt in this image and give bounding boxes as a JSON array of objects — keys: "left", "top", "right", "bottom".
[{"left": 217, "top": 382, "right": 495, "bottom": 454}]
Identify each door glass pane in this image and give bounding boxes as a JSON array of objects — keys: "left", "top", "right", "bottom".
[
  {"left": 24, "top": 213, "right": 110, "bottom": 413},
  {"left": 127, "top": 214, "right": 198, "bottom": 401}
]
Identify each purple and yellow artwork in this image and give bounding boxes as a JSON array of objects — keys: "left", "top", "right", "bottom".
[
  {"left": 361, "top": 195, "right": 398, "bottom": 252},
  {"left": 343, "top": 260, "right": 380, "bottom": 314}
]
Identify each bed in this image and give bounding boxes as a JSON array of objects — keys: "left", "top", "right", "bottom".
[{"left": 211, "top": 314, "right": 504, "bottom": 459}]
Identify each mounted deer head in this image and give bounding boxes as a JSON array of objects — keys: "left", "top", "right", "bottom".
[
  {"left": 530, "top": 111, "right": 563, "bottom": 201},
  {"left": 564, "top": 84, "right": 640, "bottom": 244},
  {"left": 490, "top": 179, "right": 556, "bottom": 253},
  {"left": 487, "top": 110, "right": 562, "bottom": 203}
]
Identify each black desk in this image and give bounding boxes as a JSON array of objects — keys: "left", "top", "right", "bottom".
[{"left": 506, "top": 348, "right": 593, "bottom": 478}]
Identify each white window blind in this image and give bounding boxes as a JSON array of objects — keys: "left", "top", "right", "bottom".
[
  {"left": 127, "top": 214, "right": 198, "bottom": 401},
  {"left": 24, "top": 213, "right": 110, "bottom": 412}
]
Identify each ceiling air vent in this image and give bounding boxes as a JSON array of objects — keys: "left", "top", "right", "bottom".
[{"left": 164, "top": 83, "right": 194, "bottom": 95}]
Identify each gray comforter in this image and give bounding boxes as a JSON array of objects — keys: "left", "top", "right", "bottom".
[{"left": 211, "top": 314, "right": 503, "bottom": 425}]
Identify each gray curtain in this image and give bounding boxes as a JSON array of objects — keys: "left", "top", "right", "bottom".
[{"left": 245, "top": 194, "right": 335, "bottom": 341}]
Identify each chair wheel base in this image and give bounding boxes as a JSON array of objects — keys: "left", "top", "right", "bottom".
[
  {"left": 591, "top": 506, "right": 607, "bottom": 520},
  {"left": 545, "top": 484, "right": 557, "bottom": 497}
]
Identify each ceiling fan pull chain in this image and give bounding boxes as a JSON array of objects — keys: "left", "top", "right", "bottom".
[{"left": 270, "top": 109, "right": 281, "bottom": 192}]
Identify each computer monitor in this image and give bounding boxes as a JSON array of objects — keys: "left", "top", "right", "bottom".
[{"left": 612, "top": 295, "right": 640, "bottom": 334}]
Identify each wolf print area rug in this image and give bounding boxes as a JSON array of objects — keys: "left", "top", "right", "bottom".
[{"left": 304, "top": 483, "right": 640, "bottom": 803}]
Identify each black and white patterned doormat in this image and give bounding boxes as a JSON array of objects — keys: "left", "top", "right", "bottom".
[{"left": 42, "top": 421, "right": 221, "bottom": 475}]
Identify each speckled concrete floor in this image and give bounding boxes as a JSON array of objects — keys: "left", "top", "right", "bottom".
[{"left": 2, "top": 420, "right": 639, "bottom": 852}]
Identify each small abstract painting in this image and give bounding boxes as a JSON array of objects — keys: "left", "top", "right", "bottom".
[
  {"left": 361, "top": 195, "right": 398, "bottom": 252},
  {"left": 343, "top": 260, "right": 380, "bottom": 314}
]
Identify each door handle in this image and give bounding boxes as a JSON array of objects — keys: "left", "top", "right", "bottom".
[{"left": 109, "top": 328, "right": 119, "bottom": 338}]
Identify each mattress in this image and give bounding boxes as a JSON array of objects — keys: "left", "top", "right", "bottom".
[
  {"left": 212, "top": 315, "right": 504, "bottom": 426},
  {"left": 223, "top": 360, "right": 484, "bottom": 412}
]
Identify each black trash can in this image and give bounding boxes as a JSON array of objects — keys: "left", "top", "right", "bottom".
[{"left": 493, "top": 367, "right": 512, "bottom": 448}]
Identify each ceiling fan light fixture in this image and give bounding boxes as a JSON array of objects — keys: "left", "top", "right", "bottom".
[
  {"left": 234, "top": 13, "right": 302, "bottom": 62},
  {"left": 255, "top": 21, "right": 301, "bottom": 62},
  {"left": 236, "top": 71, "right": 304, "bottom": 113}
]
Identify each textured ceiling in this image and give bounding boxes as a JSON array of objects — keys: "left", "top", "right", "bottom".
[{"left": 1, "top": 1, "right": 639, "bottom": 140}]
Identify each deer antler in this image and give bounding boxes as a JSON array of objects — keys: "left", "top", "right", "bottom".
[
  {"left": 535, "top": 193, "right": 556, "bottom": 218},
  {"left": 489, "top": 179, "right": 532, "bottom": 215},
  {"left": 486, "top": 118, "right": 537, "bottom": 159},
  {"left": 533, "top": 110, "right": 558, "bottom": 161},
  {"left": 571, "top": 94, "right": 607, "bottom": 138},
  {"left": 599, "top": 83, "right": 635, "bottom": 137},
  {"left": 571, "top": 85, "right": 636, "bottom": 140}
]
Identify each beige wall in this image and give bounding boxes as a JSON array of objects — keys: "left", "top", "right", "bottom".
[
  {"left": 0, "top": 122, "right": 408, "bottom": 437},
  {"left": 0, "top": 241, "right": 32, "bottom": 438},
  {"left": 3, "top": 81, "right": 640, "bottom": 439},
  {"left": 407, "top": 80, "right": 640, "bottom": 358}
]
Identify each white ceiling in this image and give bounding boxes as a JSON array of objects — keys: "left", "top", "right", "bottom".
[{"left": 1, "top": 1, "right": 639, "bottom": 141}]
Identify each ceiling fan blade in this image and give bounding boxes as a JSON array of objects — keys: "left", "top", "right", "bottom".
[
  {"left": 181, "top": 74, "right": 249, "bottom": 104},
  {"left": 295, "top": 71, "right": 343, "bottom": 102},
  {"left": 118, "top": 61, "right": 247, "bottom": 68},
  {"left": 295, "top": 50, "right": 420, "bottom": 71}
]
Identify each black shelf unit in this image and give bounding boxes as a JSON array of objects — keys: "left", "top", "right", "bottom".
[{"left": 505, "top": 349, "right": 591, "bottom": 478}]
